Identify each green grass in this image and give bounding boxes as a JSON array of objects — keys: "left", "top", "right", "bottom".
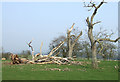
[{"left": 2, "top": 60, "right": 118, "bottom": 80}]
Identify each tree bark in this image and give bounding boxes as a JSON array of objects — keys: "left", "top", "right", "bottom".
[
  {"left": 91, "top": 43, "right": 98, "bottom": 68},
  {"left": 88, "top": 28, "right": 98, "bottom": 68},
  {"left": 68, "top": 46, "right": 73, "bottom": 58},
  {"left": 67, "top": 29, "right": 70, "bottom": 57}
]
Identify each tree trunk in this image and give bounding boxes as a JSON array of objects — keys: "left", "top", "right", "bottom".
[
  {"left": 68, "top": 47, "right": 73, "bottom": 57},
  {"left": 67, "top": 31, "right": 70, "bottom": 57},
  {"left": 88, "top": 28, "right": 98, "bottom": 68},
  {"left": 92, "top": 44, "right": 98, "bottom": 68},
  {"left": 66, "top": 23, "right": 82, "bottom": 58}
]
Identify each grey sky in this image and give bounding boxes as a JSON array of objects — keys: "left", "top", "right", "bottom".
[{"left": 2, "top": 2, "right": 118, "bottom": 54}]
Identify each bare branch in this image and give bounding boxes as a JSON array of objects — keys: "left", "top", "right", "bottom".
[
  {"left": 35, "top": 42, "right": 43, "bottom": 58},
  {"left": 27, "top": 40, "right": 34, "bottom": 51},
  {"left": 93, "top": 21, "right": 101, "bottom": 26},
  {"left": 40, "top": 42, "right": 43, "bottom": 55},
  {"left": 68, "top": 23, "right": 75, "bottom": 33},
  {"left": 27, "top": 39, "right": 35, "bottom": 62},
  {"left": 72, "top": 31, "right": 82, "bottom": 47},
  {"left": 48, "top": 38, "right": 67, "bottom": 57},
  {"left": 97, "top": 37, "right": 120, "bottom": 42},
  {"left": 35, "top": 53, "right": 40, "bottom": 58},
  {"left": 86, "top": 17, "right": 91, "bottom": 29},
  {"left": 104, "top": 32, "right": 114, "bottom": 38},
  {"left": 83, "top": 0, "right": 97, "bottom": 9},
  {"left": 96, "top": 40, "right": 103, "bottom": 54},
  {"left": 54, "top": 52, "right": 60, "bottom": 57},
  {"left": 70, "top": 35, "right": 76, "bottom": 38},
  {"left": 86, "top": 17, "right": 89, "bottom": 24},
  {"left": 91, "top": 0, "right": 106, "bottom": 24},
  {"left": 93, "top": 37, "right": 120, "bottom": 52},
  {"left": 96, "top": 29, "right": 107, "bottom": 38}
]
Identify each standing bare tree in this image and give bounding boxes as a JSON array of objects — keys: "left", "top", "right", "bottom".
[
  {"left": 84, "top": 0, "right": 120, "bottom": 68},
  {"left": 67, "top": 23, "right": 82, "bottom": 58}
]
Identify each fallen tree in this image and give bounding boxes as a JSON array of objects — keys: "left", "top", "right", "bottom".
[
  {"left": 11, "top": 23, "right": 84, "bottom": 65},
  {"left": 10, "top": 53, "right": 91, "bottom": 65},
  {"left": 26, "top": 38, "right": 71, "bottom": 65}
]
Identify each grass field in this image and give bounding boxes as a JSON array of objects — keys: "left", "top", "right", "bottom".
[{"left": 2, "top": 59, "right": 119, "bottom": 80}]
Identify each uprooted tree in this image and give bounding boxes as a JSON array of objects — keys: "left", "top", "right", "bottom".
[{"left": 84, "top": 0, "right": 120, "bottom": 68}]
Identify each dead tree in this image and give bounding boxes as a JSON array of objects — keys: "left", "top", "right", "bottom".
[
  {"left": 27, "top": 39, "right": 35, "bottom": 62},
  {"left": 67, "top": 23, "right": 82, "bottom": 57},
  {"left": 84, "top": 0, "right": 120, "bottom": 68}
]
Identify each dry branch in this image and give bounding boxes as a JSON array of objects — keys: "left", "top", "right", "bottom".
[
  {"left": 93, "top": 21, "right": 101, "bottom": 26},
  {"left": 68, "top": 23, "right": 75, "bottom": 33},
  {"left": 94, "top": 37, "right": 120, "bottom": 54},
  {"left": 27, "top": 40, "right": 34, "bottom": 51},
  {"left": 72, "top": 31, "right": 82, "bottom": 47},
  {"left": 97, "top": 37, "right": 120, "bottom": 42},
  {"left": 40, "top": 42, "right": 43, "bottom": 55},
  {"left": 48, "top": 38, "right": 67, "bottom": 57}
]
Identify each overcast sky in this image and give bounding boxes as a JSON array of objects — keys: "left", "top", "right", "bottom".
[{"left": 2, "top": 2, "right": 118, "bottom": 54}]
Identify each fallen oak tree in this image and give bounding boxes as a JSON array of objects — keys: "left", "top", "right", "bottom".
[
  {"left": 10, "top": 53, "right": 90, "bottom": 65},
  {"left": 11, "top": 23, "right": 84, "bottom": 65}
]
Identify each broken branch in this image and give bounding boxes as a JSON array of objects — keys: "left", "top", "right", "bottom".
[
  {"left": 48, "top": 38, "right": 67, "bottom": 57},
  {"left": 68, "top": 23, "right": 75, "bottom": 33},
  {"left": 27, "top": 39, "right": 34, "bottom": 51},
  {"left": 27, "top": 39, "right": 35, "bottom": 62}
]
